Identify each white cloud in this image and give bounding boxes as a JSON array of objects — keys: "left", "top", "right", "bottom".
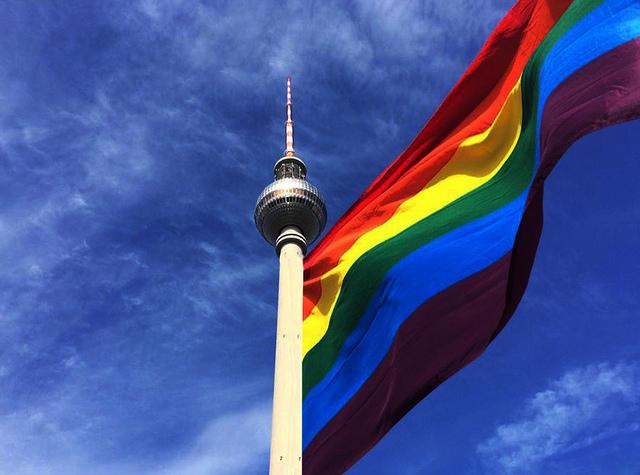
[
  {"left": 125, "top": 0, "right": 505, "bottom": 92},
  {"left": 477, "top": 362, "right": 640, "bottom": 473},
  {"left": 158, "top": 402, "right": 271, "bottom": 475},
  {"left": 0, "top": 400, "right": 270, "bottom": 475}
]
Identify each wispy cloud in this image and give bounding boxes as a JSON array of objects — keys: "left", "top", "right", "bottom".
[
  {"left": 477, "top": 362, "right": 640, "bottom": 474},
  {"left": 0, "top": 399, "right": 270, "bottom": 475},
  {"left": 157, "top": 401, "right": 271, "bottom": 475}
]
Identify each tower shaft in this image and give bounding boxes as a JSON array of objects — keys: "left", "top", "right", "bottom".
[{"left": 270, "top": 233, "right": 303, "bottom": 474}]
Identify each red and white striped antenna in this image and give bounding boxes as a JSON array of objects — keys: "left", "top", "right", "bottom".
[{"left": 285, "top": 76, "right": 295, "bottom": 157}]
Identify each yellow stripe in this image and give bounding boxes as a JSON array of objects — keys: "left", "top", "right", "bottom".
[{"left": 302, "top": 80, "right": 524, "bottom": 359}]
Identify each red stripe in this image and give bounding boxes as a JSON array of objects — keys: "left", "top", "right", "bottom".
[{"left": 303, "top": 0, "right": 573, "bottom": 319}]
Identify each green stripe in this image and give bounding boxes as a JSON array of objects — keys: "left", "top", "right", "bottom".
[{"left": 303, "top": 0, "right": 603, "bottom": 399}]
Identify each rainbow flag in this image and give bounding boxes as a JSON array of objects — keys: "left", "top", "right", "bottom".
[{"left": 301, "top": 0, "right": 640, "bottom": 472}]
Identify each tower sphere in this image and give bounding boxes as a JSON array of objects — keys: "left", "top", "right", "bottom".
[{"left": 254, "top": 78, "right": 327, "bottom": 255}]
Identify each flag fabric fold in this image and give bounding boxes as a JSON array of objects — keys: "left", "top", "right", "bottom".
[{"left": 302, "top": 0, "right": 640, "bottom": 472}]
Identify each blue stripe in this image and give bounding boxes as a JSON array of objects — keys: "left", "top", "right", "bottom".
[
  {"left": 536, "top": 0, "right": 640, "bottom": 167},
  {"left": 303, "top": 193, "right": 525, "bottom": 447},
  {"left": 303, "top": 0, "right": 640, "bottom": 448}
]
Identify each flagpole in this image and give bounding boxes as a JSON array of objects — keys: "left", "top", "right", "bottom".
[{"left": 254, "top": 78, "right": 327, "bottom": 475}]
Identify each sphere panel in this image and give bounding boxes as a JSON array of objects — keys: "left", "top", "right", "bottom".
[{"left": 255, "top": 177, "right": 327, "bottom": 246}]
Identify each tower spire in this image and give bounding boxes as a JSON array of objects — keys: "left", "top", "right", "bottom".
[{"left": 285, "top": 76, "right": 294, "bottom": 157}]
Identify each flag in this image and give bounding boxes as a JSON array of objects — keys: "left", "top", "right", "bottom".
[{"left": 302, "top": 0, "right": 640, "bottom": 472}]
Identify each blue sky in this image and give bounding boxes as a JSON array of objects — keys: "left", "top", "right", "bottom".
[{"left": 0, "top": 1, "right": 638, "bottom": 474}]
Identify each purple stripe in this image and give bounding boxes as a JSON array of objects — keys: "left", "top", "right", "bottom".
[
  {"left": 303, "top": 254, "right": 513, "bottom": 474},
  {"left": 497, "top": 36, "right": 640, "bottom": 338},
  {"left": 537, "top": 38, "right": 640, "bottom": 185}
]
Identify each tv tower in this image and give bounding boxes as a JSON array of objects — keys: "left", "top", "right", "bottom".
[{"left": 254, "top": 78, "right": 327, "bottom": 474}]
